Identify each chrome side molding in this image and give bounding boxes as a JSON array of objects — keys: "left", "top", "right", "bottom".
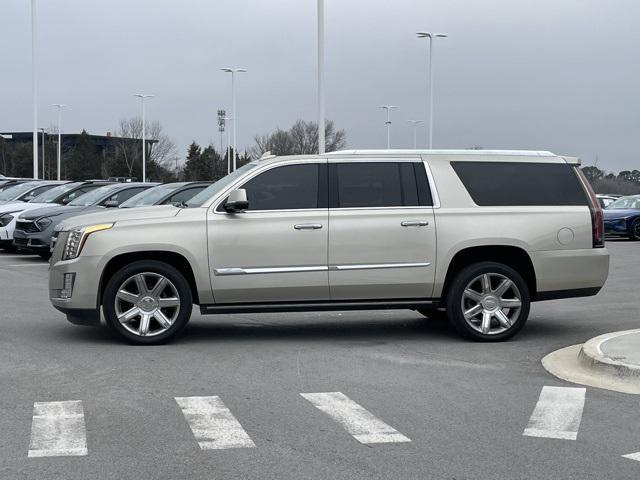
[{"left": 214, "top": 262, "right": 430, "bottom": 276}]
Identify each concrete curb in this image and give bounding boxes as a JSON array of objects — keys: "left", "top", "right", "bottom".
[{"left": 579, "top": 329, "right": 640, "bottom": 379}]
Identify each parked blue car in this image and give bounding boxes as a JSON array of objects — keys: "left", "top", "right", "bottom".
[{"left": 603, "top": 194, "right": 640, "bottom": 240}]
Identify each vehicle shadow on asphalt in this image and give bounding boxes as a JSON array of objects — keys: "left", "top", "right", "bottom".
[{"left": 49, "top": 311, "right": 597, "bottom": 346}]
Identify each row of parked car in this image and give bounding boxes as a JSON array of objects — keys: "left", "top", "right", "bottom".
[
  {"left": 597, "top": 193, "right": 640, "bottom": 240},
  {"left": 0, "top": 178, "right": 211, "bottom": 258}
]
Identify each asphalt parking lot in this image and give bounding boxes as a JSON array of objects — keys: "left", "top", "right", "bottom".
[{"left": 0, "top": 241, "right": 639, "bottom": 480}]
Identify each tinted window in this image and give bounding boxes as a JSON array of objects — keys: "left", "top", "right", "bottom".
[
  {"left": 105, "top": 187, "right": 148, "bottom": 205},
  {"left": 166, "top": 186, "right": 207, "bottom": 205},
  {"left": 335, "top": 162, "right": 427, "bottom": 208},
  {"left": 451, "top": 162, "right": 588, "bottom": 206},
  {"left": 241, "top": 164, "right": 319, "bottom": 210}
]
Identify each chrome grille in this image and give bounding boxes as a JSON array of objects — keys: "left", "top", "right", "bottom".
[{"left": 15, "top": 220, "right": 40, "bottom": 234}]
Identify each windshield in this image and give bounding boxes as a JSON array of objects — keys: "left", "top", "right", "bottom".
[
  {"left": 68, "top": 184, "right": 122, "bottom": 206},
  {"left": 185, "top": 163, "right": 257, "bottom": 207},
  {"left": 120, "top": 183, "right": 182, "bottom": 208},
  {"left": 0, "top": 182, "right": 37, "bottom": 201},
  {"left": 31, "top": 182, "right": 82, "bottom": 203},
  {"left": 607, "top": 196, "right": 640, "bottom": 209}
]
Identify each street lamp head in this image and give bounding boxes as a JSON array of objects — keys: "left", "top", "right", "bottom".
[
  {"left": 52, "top": 103, "right": 66, "bottom": 108},
  {"left": 417, "top": 32, "right": 448, "bottom": 38},
  {"left": 407, "top": 119, "right": 424, "bottom": 124},
  {"left": 134, "top": 93, "right": 154, "bottom": 99},
  {"left": 379, "top": 105, "right": 398, "bottom": 110},
  {"left": 221, "top": 67, "right": 247, "bottom": 73}
]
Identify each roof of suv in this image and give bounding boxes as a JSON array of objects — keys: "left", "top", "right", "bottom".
[{"left": 255, "top": 149, "right": 578, "bottom": 166}]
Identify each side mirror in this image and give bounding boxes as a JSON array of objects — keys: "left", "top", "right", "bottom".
[
  {"left": 104, "top": 200, "right": 119, "bottom": 208},
  {"left": 224, "top": 189, "right": 249, "bottom": 213}
]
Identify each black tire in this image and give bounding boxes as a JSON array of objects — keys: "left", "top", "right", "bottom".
[
  {"left": 417, "top": 308, "right": 448, "bottom": 322},
  {"left": 629, "top": 218, "right": 640, "bottom": 241},
  {"left": 445, "top": 261, "right": 530, "bottom": 342},
  {"left": 103, "top": 260, "right": 193, "bottom": 345}
]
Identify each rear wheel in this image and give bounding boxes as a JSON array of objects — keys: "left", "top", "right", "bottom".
[
  {"left": 103, "top": 260, "right": 193, "bottom": 345},
  {"left": 446, "top": 262, "right": 530, "bottom": 342},
  {"left": 629, "top": 218, "right": 640, "bottom": 241}
]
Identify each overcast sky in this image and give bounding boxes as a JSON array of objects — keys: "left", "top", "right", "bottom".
[{"left": 2, "top": 0, "right": 639, "bottom": 171}]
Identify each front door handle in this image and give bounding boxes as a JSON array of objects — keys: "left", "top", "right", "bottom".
[
  {"left": 294, "top": 223, "right": 323, "bottom": 230},
  {"left": 401, "top": 220, "right": 429, "bottom": 227}
]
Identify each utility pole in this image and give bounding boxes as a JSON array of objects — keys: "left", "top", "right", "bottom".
[
  {"left": 31, "top": 0, "right": 39, "bottom": 179},
  {"left": 417, "top": 32, "right": 447, "bottom": 148}
]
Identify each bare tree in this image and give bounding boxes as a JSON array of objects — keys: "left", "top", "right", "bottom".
[
  {"left": 251, "top": 119, "right": 346, "bottom": 158},
  {"left": 116, "top": 117, "right": 178, "bottom": 177}
]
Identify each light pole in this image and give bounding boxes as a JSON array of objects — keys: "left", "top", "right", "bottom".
[
  {"left": 52, "top": 104, "right": 66, "bottom": 180},
  {"left": 379, "top": 105, "right": 398, "bottom": 149},
  {"left": 134, "top": 94, "right": 154, "bottom": 182},
  {"left": 39, "top": 128, "right": 45, "bottom": 179},
  {"left": 31, "top": 0, "right": 38, "bottom": 179},
  {"left": 221, "top": 68, "right": 246, "bottom": 171},
  {"left": 223, "top": 116, "right": 232, "bottom": 175},
  {"left": 317, "top": 0, "right": 325, "bottom": 154},
  {"left": 417, "top": 32, "right": 447, "bottom": 149},
  {"left": 407, "top": 120, "right": 424, "bottom": 149}
]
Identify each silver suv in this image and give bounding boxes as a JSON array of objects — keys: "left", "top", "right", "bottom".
[{"left": 48, "top": 150, "right": 609, "bottom": 344}]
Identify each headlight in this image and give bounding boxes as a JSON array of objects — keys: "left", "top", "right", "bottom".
[
  {"left": 0, "top": 213, "right": 15, "bottom": 227},
  {"left": 35, "top": 217, "right": 53, "bottom": 230},
  {"left": 62, "top": 223, "right": 114, "bottom": 260}
]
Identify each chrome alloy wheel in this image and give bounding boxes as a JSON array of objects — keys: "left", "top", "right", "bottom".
[
  {"left": 460, "top": 273, "right": 522, "bottom": 335},
  {"left": 114, "top": 272, "right": 181, "bottom": 337}
]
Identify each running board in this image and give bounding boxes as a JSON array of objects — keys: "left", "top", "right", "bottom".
[{"left": 200, "top": 298, "right": 436, "bottom": 315}]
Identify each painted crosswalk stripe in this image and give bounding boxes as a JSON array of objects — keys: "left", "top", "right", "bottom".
[
  {"left": 28, "top": 400, "right": 88, "bottom": 457},
  {"left": 523, "top": 386, "right": 586, "bottom": 440},
  {"left": 175, "top": 396, "right": 255, "bottom": 450},
  {"left": 622, "top": 452, "right": 640, "bottom": 462},
  {"left": 301, "top": 392, "right": 411, "bottom": 444}
]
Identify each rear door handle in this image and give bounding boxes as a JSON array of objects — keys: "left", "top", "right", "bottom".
[
  {"left": 294, "top": 223, "right": 323, "bottom": 230},
  {"left": 401, "top": 220, "right": 429, "bottom": 227}
]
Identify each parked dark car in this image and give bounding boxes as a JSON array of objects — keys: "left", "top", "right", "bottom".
[
  {"left": 119, "top": 181, "right": 212, "bottom": 208},
  {"left": 603, "top": 195, "right": 640, "bottom": 240},
  {"left": 13, "top": 182, "right": 156, "bottom": 258}
]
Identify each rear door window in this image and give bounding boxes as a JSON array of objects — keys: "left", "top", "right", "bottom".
[
  {"left": 451, "top": 161, "right": 589, "bottom": 206},
  {"left": 331, "top": 162, "right": 430, "bottom": 208}
]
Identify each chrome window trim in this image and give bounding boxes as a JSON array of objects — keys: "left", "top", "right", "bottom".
[
  {"left": 422, "top": 161, "right": 441, "bottom": 209},
  {"left": 214, "top": 262, "right": 430, "bottom": 276}
]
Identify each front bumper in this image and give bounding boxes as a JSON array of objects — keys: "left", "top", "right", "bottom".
[
  {"left": 49, "top": 253, "right": 103, "bottom": 315},
  {"left": 604, "top": 218, "right": 628, "bottom": 235},
  {"left": 13, "top": 228, "right": 51, "bottom": 252}
]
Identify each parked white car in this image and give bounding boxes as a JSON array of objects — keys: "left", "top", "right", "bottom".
[{"left": 0, "top": 181, "right": 108, "bottom": 249}]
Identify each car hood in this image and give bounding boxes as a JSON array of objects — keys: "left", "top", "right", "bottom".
[
  {"left": 57, "top": 205, "right": 181, "bottom": 231},
  {"left": 0, "top": 202, "right": 53, "bottom": 215},
  {"left": 603, "top": 208, "right": 640, "bottom": 219},
  {"left": 20, "top": 205, "right": 91, "bottom": 221}
]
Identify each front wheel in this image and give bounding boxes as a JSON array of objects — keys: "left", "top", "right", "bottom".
[
  {"left": 103, "top": 260, "right": 193, "bottom": 345},
  {"left": 446, "top": 262, "right": 530, "bottom": 342}
]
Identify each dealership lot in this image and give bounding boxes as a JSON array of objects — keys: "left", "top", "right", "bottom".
[{"left": 0, "top": 241, "right": 639, "bottom": 479}]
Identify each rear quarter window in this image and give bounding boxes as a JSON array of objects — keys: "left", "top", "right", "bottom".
[{"left": 450, "top": 161, "right": 588, "bottom": 206}]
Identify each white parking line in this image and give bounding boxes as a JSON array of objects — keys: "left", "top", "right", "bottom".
[
  {"left": 523, "top": 386, "right": 586, "bottom": 440},
  {"left": 300, "top": 392, "right": 411, "bottom": 444},
  {"left": 175, "top": 396, "right": 255, "bottom": 450},
  {"left": 4, "top": 264, "right": 48, "bottom": 267},
  {"left": 622, "top": 452, "right": 640, "bottom": 462},
  {"left": 28, "top": 400, "right": 88, "bottom": 457}
]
